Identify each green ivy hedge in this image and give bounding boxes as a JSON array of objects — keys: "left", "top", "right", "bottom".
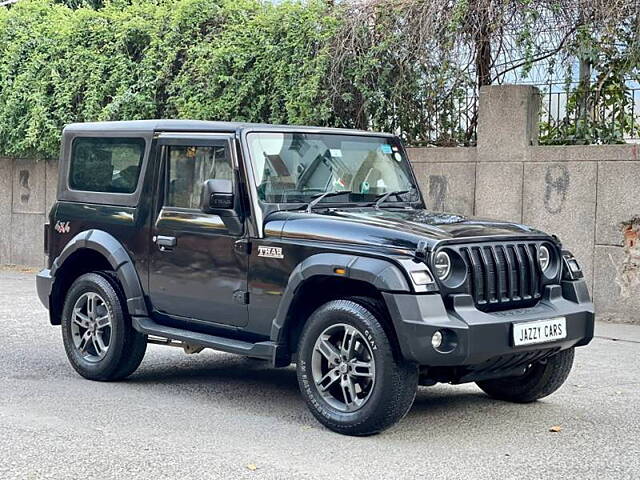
[{"left": 0, "top": 0, "right": 338, "bottom": 158}]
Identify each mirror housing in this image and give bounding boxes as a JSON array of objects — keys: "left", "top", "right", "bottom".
[
  {"left": 200, "top": 179, "right": 234, "bottom": 215},
  {"left": 200, "top": 179, "right": 243, "bottom": 235}
]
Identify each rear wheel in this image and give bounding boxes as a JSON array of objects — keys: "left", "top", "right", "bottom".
[
  {"left": 476, "top": 348, "right": 574, "bottom": 403},
  {"left": 296, "top": 298, "right": 418, "bottom": 436},
  {"left": 61, "top": 272, "right": 147, "bottom": 381}
]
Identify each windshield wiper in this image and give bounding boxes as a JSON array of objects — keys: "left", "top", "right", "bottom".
[
  {"left": 305, "top": 190, "right": 352, "bottom": 213},
  {"left": 371, "top": 188, "right": 413, "bottom": 209}
]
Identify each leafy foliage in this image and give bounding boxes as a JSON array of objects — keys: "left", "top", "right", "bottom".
[
  {"left": 0, "top": 0, "right": 338, "bottom": 158},
  {"left": 539, "top": 79, "right": 640, "bottom": 145},
  {"left": 1, "top": 0, "right": 640, "bottom": 157},
  {"left": 539, "top": 13, "right": 640, "bottom": 145}
]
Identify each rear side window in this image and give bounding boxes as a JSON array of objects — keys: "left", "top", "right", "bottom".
[{"left": 69, "top": 137, "right": 146, "bottom": 193}]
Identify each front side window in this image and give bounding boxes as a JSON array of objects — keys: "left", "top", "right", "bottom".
[
  {"left": 166, "top": 144, "right": 232, "bottom": 209},
  {"left": 247, "top": 133, "right": 417, "bottom": 204},
  {"left": 69, "top": 137, "right": 146, "bottom": 193}
]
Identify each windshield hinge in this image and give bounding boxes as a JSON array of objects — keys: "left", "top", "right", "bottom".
[{"left": 415, "top": 240, "right": 429, "bottom": 259}]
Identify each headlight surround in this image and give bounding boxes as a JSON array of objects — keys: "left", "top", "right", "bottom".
[{"left": 433, "top": 251, "right": 451, "bottom": 280}]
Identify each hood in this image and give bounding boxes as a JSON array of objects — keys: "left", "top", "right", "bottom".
[{"left": 266, "top": 208, "right": 548, "bottom": 253}]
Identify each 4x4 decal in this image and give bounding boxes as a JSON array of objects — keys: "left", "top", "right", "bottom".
[{"left": 54, "top": 221, "right": 70, "bottom": 234}]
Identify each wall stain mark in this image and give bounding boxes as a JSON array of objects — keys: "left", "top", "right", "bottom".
[
  {"left": 18, "top": 169, "right": 31, "bottom": 204},
  {"left": 428, "top": 175, "right": 448, "bottom": 211},
  {"left": 543, "top": 165, "right": 569, "bottom": 214}
]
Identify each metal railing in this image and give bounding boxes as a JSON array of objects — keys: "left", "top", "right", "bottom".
[
  {"left": 538, "top": 80, "right": 640, "bottom": 144},
  {"left": 399, "top": 93, "right": 478, "bottom": 147},
  {"left": 394, "top": 81, "right": 640, "bottom": 147}
]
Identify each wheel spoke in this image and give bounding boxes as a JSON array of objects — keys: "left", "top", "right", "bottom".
[
  {"left": 316, "top": 338, "right": 341, "bottom": 364},
  {"left": 73, "top": 310, "right": 91, "bottom": 328},
  {"left": 349, "top": 360, "right": 373, "bottom": 378},
  {"left": 340, "top": 326, "right": 357, "bottom": 360},
  {"left": 92, "top": 332, "right": 108, "bottom": 357},
  {"left": 78, "top": 330, "right": 92, "bottom": 353},
  {"left": 340, "top": 375, "right": 360, "bottom": 410},
  {"left": 340, "top": 377, "right": 352, "bottom": 408},
  {"left": 87, "top": 293, "right": 97, "bottom": 320},
  {"left": 316, "top": 367, "right": 341, "bottom": 392},
  {"left": 96, "top": 314, "right": 110, "bottom": 330}
]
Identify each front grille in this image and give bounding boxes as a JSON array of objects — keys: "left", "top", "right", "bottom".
[{"left": 457, "top": 242, "right": 542, "bottom": 311}]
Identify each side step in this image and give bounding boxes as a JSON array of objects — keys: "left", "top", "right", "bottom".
[{"left": 132, "top": 317, "right": 290, "bottom": 367}]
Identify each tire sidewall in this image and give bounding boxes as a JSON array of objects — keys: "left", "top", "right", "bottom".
[
  {"left": 61, "top": 273, "right": 127, "bottom": 380},
  {"left": 297, "top": 300, "right": 401, "bottom": 430}
]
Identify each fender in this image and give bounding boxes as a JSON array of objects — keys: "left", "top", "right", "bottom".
[
  {"left": 269, "top": 253, "right": 410, "bottom": 343},
  {"left": 50, "top": 229, "right": 148, "bottom": 317}
]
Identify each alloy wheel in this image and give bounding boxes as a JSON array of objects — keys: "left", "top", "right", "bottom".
[
  {"left": 70, "top": 292, "right": 112, "bottom": 362},
  {"left": 311, "top": 323, "right": 376, "bottom": 412}
]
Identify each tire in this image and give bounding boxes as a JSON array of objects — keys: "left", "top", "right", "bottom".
[
  {"left": 296, "top": 298, "right": 418, "bottom": 436},
  {"left": 476, "top": 348, "right": 574, "bottom": 403},
  {"left": 61, "top": 272, "right": 147, "bottom": 381}
]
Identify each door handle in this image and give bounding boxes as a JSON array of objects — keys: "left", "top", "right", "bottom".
[{"left": 154, "top": 235, "right": 177, "bottom": 250}]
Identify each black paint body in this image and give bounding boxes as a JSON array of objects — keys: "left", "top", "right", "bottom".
[{"left": 37, "top": 120, "right": 595, "bottom": 379}]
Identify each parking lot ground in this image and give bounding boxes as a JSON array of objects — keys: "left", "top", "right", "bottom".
[{"left": 1, "top": 269, "right": 639, "bottom": 479}]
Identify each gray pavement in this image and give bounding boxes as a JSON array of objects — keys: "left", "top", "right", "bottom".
[{"left": 1, "top": 269, "right": 638, "bottom": 479}]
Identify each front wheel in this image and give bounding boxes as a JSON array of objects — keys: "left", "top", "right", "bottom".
[
  {"left": 296, "top": 299, "right": 418, "bottom": 436},
  {"left": 476, "top": 348, "right": 575, "bottom": 403},
  {"left": 61, "top": 272, "right": 147, "bottom": 381}
]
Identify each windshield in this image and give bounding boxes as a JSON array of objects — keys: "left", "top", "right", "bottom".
[{"left": 247, "top": 132, "right": 418, "bottom": 205}]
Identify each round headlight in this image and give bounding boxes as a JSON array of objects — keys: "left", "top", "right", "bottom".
[
  {"left": 539, "top": 245, "right": 550, "bottom": 272},
  {"left": 434, "top": 251, "right": 451, "bottom": 280}
]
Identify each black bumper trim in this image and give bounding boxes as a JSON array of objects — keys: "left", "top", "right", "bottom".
[
  {"left": 383, "top": 280, "right": 595, "bottom": 367},
  {"left": 36, "top": 268, "right": 53, "bottom": 310}
]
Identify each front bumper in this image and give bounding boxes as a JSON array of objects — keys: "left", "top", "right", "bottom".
[
  {"left": 36, "top": 268, "right": 53, "bottom": 310},
  {"left": 383, "top": 278, "right": 594, "bottom": 367}
]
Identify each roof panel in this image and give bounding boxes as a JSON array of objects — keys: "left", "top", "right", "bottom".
[{"left": 62, "top": 119, "right": 394, "bottom": 137}]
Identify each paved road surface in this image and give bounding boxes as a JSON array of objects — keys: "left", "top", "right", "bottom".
[{"left": 1, "top": 269, "right": 638, "bottom": 479}]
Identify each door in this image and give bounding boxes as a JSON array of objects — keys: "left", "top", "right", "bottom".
[{"left": 148, "top": 135, "right": 249, "bottom": 327}]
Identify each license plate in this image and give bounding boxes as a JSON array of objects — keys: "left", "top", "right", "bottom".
[{"left": 513, "top": 317, "right": 567, "bottom": 346}]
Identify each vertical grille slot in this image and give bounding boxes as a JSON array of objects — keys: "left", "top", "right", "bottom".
[
  {"left": 514, "top": 245, "right": 529, "bottom": 300},
  {"left": 455, "top": 241, "right": 543, "bottom": 312}
]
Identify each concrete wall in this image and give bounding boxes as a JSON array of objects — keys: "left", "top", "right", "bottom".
[
  {"left": 0, "top": 85, "right": 638, "bottom": 322},
  {"left": 0, "top": 157, "right": 58, "bottom": 267}
]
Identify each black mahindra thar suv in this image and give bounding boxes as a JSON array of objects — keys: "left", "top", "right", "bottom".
[{"left": 37, "top": 120, "right": 594, "bottom": 435}]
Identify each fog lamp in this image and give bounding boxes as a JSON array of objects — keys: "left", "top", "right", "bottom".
[{"left": 431, "top": 331, "right": 443, "bottom": 349}]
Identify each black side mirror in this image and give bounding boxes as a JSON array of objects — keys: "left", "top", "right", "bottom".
[
  {"left": 200, "top": 179, "right": 243, "bottom": 236},
  {"left": 200, "top": 179, "right": 234, "bottom": 215}
]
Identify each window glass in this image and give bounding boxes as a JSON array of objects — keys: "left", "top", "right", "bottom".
[
  {"left": 69, "top": 137, "right": 145, "bottom": 193},
  {"left": 247, "top": 133, "right": 417, "bottom": 204},
  {"left": 166, "top": 145, "right": 232, "bottom": 209}
]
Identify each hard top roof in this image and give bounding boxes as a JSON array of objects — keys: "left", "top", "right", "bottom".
[{"left": 62, "top": 119, "right": 394, "bottom": 137}]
